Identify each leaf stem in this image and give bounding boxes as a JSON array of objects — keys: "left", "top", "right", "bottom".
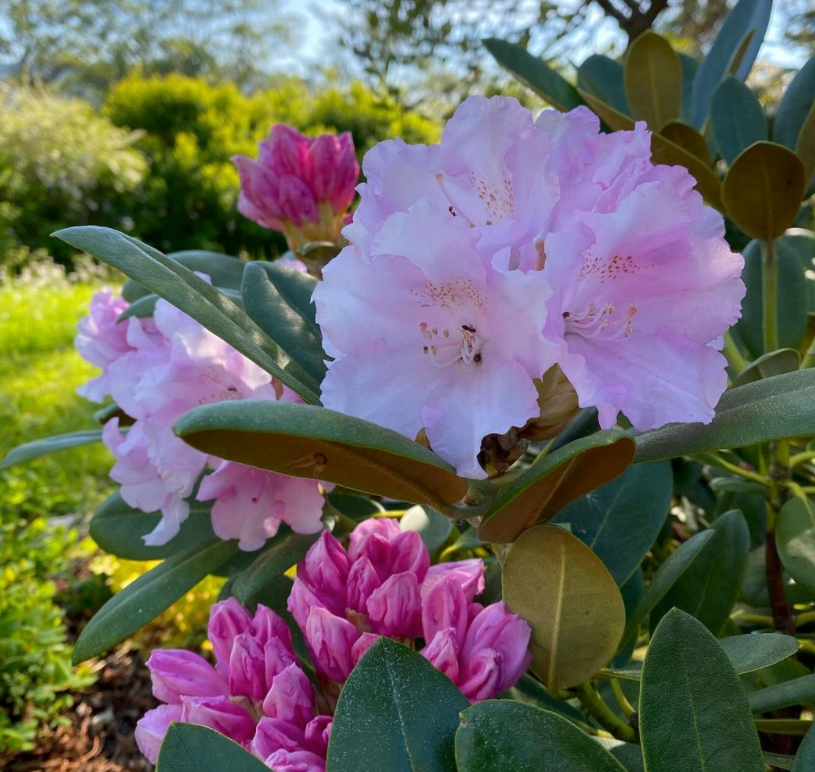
[
  {"left": 762, "top": 239, "right": 779, "bottom": 353},
  {"left": 693, "top": 451, "right": 767, "bottom": 485},
  {"left": 723, "top": 332, "right": 747, "bottom": 373},
  {"left": 610, "top": 679, "right": 636, "bottom": 719},
  {"left": 573, "top": 681, "right": 637, "bottom": 743},
  {"left": 766, "top": 440, "right": 796, "bottom": 635},
  {"left": 789, "top": 450, "right": 815, "bottom": 469}
]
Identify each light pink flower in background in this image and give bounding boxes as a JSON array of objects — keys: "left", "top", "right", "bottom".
[
  {"left": 288, "top": 520, "right": 531, "bottom": 701},
  {"left": 74, "top": 288, "right": 138, "bottom": 402},
  {"left": 234, "top": 125, "right": 358, "bottom": 250},
  {"left": 78, "top": 289, "right": 327, "bottom": 549},
  {"left": 316, "top": 95, "right": 745, "bottom": 473}
]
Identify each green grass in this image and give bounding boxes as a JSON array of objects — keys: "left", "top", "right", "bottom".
[{"left": 0, "top": 282, "right": 116, "bottom": 521}]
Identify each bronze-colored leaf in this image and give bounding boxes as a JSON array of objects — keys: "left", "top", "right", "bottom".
[
  {"left": 722, "top": 141, "right": 806, "bottom": 241},
  {"left": 624, "top": 31, "right": 682, "bottom": 130},
  {"left": 660, "top": 120, "right": 711, "bottom": 164},
  {"left": 478, "top": 430, "right": 635, "bottom": 543},
  {"left": 503, "top": 525, "right": 626, "bottom": 690}
]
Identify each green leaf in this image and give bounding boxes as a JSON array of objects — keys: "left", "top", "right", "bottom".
[
  {"left": 733, "top": 349, "right": 801, "bottom": 387},
  {"left": 327, "top": 638, "right": 467, "bottom": 772},
  {"left": 634, "top": 370, "right": 815, "bottom": 463},
  {"left": 679, "top": 53, "right": 700, "bottom": 124},
  {"left": 90, "top": 490, "right": 216, "bottom": 560},
  {"left": 174, "top": 400, "right": 468, "bottom": 508},
  {"left": 796, "top": 102, "right": 815, "bottom": 188},
  {"left": 503, "top": 525, "right": 625, "bottom": 691},
  {"left": 765, "top": 752, "right": 796, "bottom": 771},
  {"left": 786, "top": 229, "right": 815, "bottom": 312},
  {"left": 72, "top": 538, "right": 238, "bottom": 664},
  {"left": 722, "top": 142, "right": 805, "bottom": 241},
  {"left": 621, "top": 529, "right": 715, "bottom": 644},
  {"left": 553, "top": 461, "right": 672, "bottom": 586},
  {"left": 156, "top": 723, "right": 268, "bottom": 772},
  {"left": 651, "top": 510, "right": 750, "bottom": 635},
  {"left": 122, "top": 249, "right": 246, "bottom": 302},
  {"left": 483, "top": 38, "right": 583, "bottom": 112},
  {"left": 478, "top": 430, "right": 635, "bottom": 544},
  {"left": 455, "top": 700, "right": 627, "bottom": 772},
  {"left": 749, "top": 674, "right": 815, "bottom": 714},
  {"left": 639, "top": 609, "right": 764, "bottom": 772},
  {"left": 53, "top": 226, "right": 321, "bottom": 404},
  {"left": 119, "top": 288, "right": 244, "bottom": 322},
  {"left": 624, "top": 31, "right": 682, "bottom": 129},
  {"left": 606, "top": 632, "right": 799, "bottom": 680},
  {"left": 793, "top": 725, "right": 815, "bottom": 771},
  {"left": 400, "top": 506, "right": 453, "bottom": 552},
  {"left": 253, "top": 259, "right": 320, "bottom": 328},
  {"left": 0, "top": 429, "right": 103, "bottom": 470},
  {"left": 774, "top": 54, "right": 815, "bottom": 152},
  {"left": 735, "top": 239, "right": 809, "bottom": 358},
  {"left": 577, "top": 90, "right": 723, "bottom": 210},
  {"left": 711, "top": 77, "right": 767, "bottom": 164},
  {"left": 230, "top": 531, "right": 320, "bottom": 607},
  {"left": 241, "top": 261, "right": 327, "bottom": 385},
  {"left": 577, "top": 55, "right": 630, "bottom": 116},
  {"left": 777, "top": 497, "right": 815, "bottom": 593},
  {"left": 689, "top": 0, "right": 772, "bottom": 127}
]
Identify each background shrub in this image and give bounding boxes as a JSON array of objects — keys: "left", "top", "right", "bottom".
[{"left": 0, "top": 85, "right": 147, "bottom": 268}]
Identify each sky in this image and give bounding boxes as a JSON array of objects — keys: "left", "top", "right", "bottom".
[{"left": 282, "top": 0, "right": 807, "bottom": 76}]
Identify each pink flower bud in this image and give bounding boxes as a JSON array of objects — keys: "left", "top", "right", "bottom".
[
  {"left": 421, "top": 628, "right": 460, "bottom": 684},
  {"left": 279, "top": 176, "right": 319, "bottom": 225},
  {"left": 180, "top": 695, "right": 256, "bottom": 746},
  {"left": 265, "top": 634, "right": 298, "bottom": 686},
  {"left": 234, "top": 155, "right": 284, "bottom": 231},
  {"left": 252, "top": 716, "right": 306, "bottom": 760},
  {"left": 298, "top": 532, "right": 350, "bottom": 615},
  {"left": 390, "top": 530, "right": 429, "bottom": 580},
  {"left": 209, "top": 598, "right": 253, "bottom": 670},
  {"left": 146, "top": 649, "right": 227, "bottom": 704},
  {"left": 459, "top": 602, "right": 532, "bottom": 699},
  {"left": 252, "top": 604, "right": 295, "bottom": 652},
  {"left": 288, "top": 576, "right": 326, "bottom": 632},
  {"left": 262, "top": 663, "right": 315, "bottom": 727},
  {"left": 304, "top": 607, "right": 359, "bottom": 682},
  {"left": 303, "top": 715, "right": 332, "bottom": 756},
  {"left": 422, "top": 559, "right": 485, "bottom": 602},
  {"left": 268, "top": 125, "right": 311, "bottom": 177},
  {"left": 366, "top": 572, "right": 422, "bottom": 638},
  {"left": 264, "top": 749, "right": 327, "bottom": 772},
  {"left": 457, "top": 649, "right": 504, "bottom": 702},
  {"left": 307, "top": 132, "right": 359, "bottom": 213},
  {"left": 135, "top": 704, "right": 182, "bottom": 764},
  {"left": 228, "top": 632, "right": 267, "bottom": 702},
  {"left": 422, "top": 576, "right": 468, "bottom": 643},
  {"left": 346, "top": 556, "right": 381, "bottom": 613},
  {"left": 348, "top": 518, "right": 400, "bottom": 579},
  {"left": 351, "top": 632, "right": 379, "bottom": 667}
]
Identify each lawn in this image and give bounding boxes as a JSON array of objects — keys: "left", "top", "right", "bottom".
[{"left": 0, "top": 280, "right": 116, "bottom": 522}]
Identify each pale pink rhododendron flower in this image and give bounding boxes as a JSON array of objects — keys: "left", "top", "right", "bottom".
[
  {"left": 288, "top": 519, "right": 532, "bottom": 701},
  {"left": 315, "top": 96, "right": 744, "bottom": 475},
  {"left": 234, "top": 125, "right": 359, "bottom": 250},
  {"left": 136, "top": 532, "right": 531, "bottom": 768},
  {"left": 76, "top": 288, "right": 327, "bottom": 549}
]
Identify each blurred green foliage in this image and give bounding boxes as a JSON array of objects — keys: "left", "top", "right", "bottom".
[
  {"left": 102, "top": 73, "right": 439, "bottom": 258},
  {"left": 0, "top": 85, "right": 147, "bottom": 268}
]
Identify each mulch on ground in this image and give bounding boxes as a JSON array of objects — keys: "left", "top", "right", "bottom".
[{"left": 1, "top": 644, "right": 156, "bottom": 772}]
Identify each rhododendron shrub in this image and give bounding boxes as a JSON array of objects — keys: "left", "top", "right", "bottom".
[{"left": 6, "top": 4, "right": 815, "bottom": 768}]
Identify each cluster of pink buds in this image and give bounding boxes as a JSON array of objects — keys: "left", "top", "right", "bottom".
[
  {"left": 289, "top": 519, "right": 532, "bottom": 701},
  {"left": 234, "top": 125, "right": 359, "bottom": 252},
  {"left": 136, "top": 599, "right": 329, "bottom": 771},
  {"left": 136, "top": 520, "right": 532, "bottom": 769}
]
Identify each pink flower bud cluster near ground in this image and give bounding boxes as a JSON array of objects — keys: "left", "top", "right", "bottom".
[
  {"left": 234, "top": 125, "right": 359, "bottom": 250},
  {"left": 135, "top": 520, "right": 532, "bottom": 769},
  {"left": 313, "top": 96, "right": 746, "bottom": 478},
  {"left": 75, "top": 287, "right": 327, "bottom": 549}
]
